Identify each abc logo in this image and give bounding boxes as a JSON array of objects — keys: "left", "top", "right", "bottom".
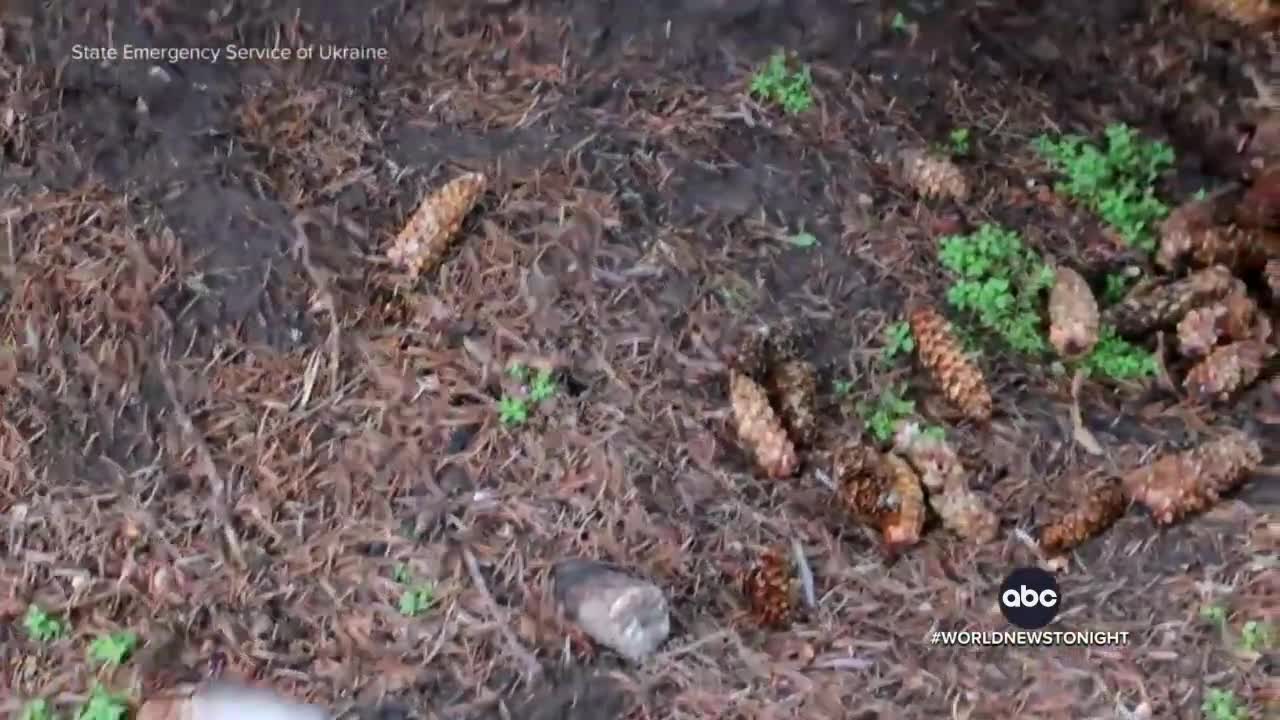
[{"left": 999, "top": 567, "right": 1060, "bottom": 629}]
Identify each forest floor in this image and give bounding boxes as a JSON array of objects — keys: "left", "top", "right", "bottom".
[{"left": 0, "top": 1, "right": 1277, "bottom": 719}]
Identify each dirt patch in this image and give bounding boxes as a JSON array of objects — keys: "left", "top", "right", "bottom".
[{"left": 1, "top": 1, "right": 1276, "bottom": 719}]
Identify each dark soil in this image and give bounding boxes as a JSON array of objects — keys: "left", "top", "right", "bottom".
[{"left": 1, "top": 1, "right": 1276, "bottom": 719}]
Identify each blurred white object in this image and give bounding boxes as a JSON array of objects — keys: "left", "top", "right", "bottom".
[{"left": 138, "top": 682, "right": 331, "bottom": 720}]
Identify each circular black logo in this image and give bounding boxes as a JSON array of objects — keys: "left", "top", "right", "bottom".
[{"left": 999, "top": 567, "right": 1060, "bottom": 630}]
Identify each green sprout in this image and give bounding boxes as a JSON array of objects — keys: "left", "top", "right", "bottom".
[
  {"left": 88, "top": 631, "right": 138, "bottom": 667},
  {"left": 788, "top": 231, "right": 819, "bottom": 248},
  {"left": 23, "top": 604, "right": 65, "bottom": 643},
  {"left": 498, "top": 396, "right": 529, "bottom": 426},
  {"left": 1201, "top": 688, "right": 1248, "bottom": 720},
  {"left": 75, "top": 685, "right": 128, "bottom": 720},
  {"left": 1033, "top": 124, "right": 1174, "bottom": 252},
  {"left": 938, "top": 224, "right": 1055, "bottom": 355},
  {"left": 948, "top": 128, "right": 972, "bottom": 156},
  {"left": 506, "top": 363, "right": 527, "bottom": 380},
  {"left": 858, "top": 385, "right": 916, "bottom": 443},
  {"left": 1240, "top": 620, "right": 1272, "bottom": 652},
  {"left": 398, "top": 584, "right": 436, "bottom": 616},
  {"left": 881, "top": 321, "right": 915, "bottom": 362},
  {"left": 20, "top": 699, "right": 52, "bottom": 720},
  {"left": 1078, "top": 325, "right": 1156, "bottom": 381},
  {"left": 1201, "top": 604, "right": 1228, "bottom": 628},
  {"left": 1102, "top": 273, "right": 1135, "bottom": 305},
  {"left": 749, "top": 51, "right": 813, "bottom": 115},
  {"left": 921, "top": 425, "right": 947, "bottom": 441},
  {"left": 833, "top": 378, "right": 854, "bottom": 397},
  {"left": 891, "top": 12, "right": 909, "bottom": 32},
  {"left": 529, "top": 369, "right": 557, "bottom": 403}
]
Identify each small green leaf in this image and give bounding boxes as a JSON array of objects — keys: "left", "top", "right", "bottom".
[
  {"left": 498, "top": 396, "right": 529, "bottom": 426},
  {"left": 23, "top": 605, "right": 65, "bottom": 643},
  {"left": 1240, "top": 620, "right": 1272, "bottom": 652},
  {"left": 19, "top": 699, "right": 52, "bottom": 720},
  {"left": 891, "top": 12, "right": 909, "bottom": 31},
  {"left": 88, "top": 631, "right": 138, "bottom": 667},
  {"left": 399, "top": 584, "right": 437, "bottom": 617},
  {"left": 75, "top": 685, "right": 128, "bottom": 720},
  {"left": 788, "top": 231, "right": 818, "bottom": 248},
  {"left": 529, "top": 369, "right": 557, "bottom": 402}
]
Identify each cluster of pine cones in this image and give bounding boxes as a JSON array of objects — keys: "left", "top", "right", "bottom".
[{"left": 729, "top": 314, "right": 1006, "bottom": 626}]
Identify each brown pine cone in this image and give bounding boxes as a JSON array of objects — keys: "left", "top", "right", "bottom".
[
  {"left": 1156, "top": 194, "right": 1217, "bottom": 272},
  {"left": 1234, "top": 169, "right": 1280, "bottom": 230},
  {"left": 1176, "top": 304, "right": 1227, "bottom": 359},
  {"left": 881, "top": 453, "right": 926, "bottom": 551},
  {"left": 388, "top": 172, "right": 487, "bottom": 277},
  {"left": 892, "top": 422, "right": 963, "bottom": 493},
  {"left": 1048, "top": 265, "right": 1100, "bottom": 359},
  {"left": 1102, "top": 265, "right": 1236, "bottom": 338},
  {"left": 1266, "top": 259, "right": 1280, "bottom": 301},
  {"left": 740, "top": 549, "right": 796, "bottom": 629},
  {"left": 1122, "top": 430, "right": 1263, "bottom": 525},
  {"left": 729, "top": 327, "right": 772, "bottom": 382},
  {"left": 900, "top": 148, "right": 969, "bottom": 202},
  {"left": 892, "top": 422, "right": 997, "bottom": 543},
  {"left": 833, "top": 442, "right": 924, "bottom": 553},
  {"left": 1182, "top": 340, "right": 1275, "bottom": 401},
  {"left": 729, "top": 370, "right": 799, "bottom": 478},
  {"left": 909, "top": 306, "right": 992, "bottom": 422},
  {"left": 1038, "top": 478, "right": 1127, "bottom": 555},
  {"left": 765, "top": 360, "right": 819, "bottom": 449},
  {"left": 931, "top": 485, "right": 999, "bottom": 544},
  {"left": 1186, "top": 0, "right": 1280, "bottom": 27}
]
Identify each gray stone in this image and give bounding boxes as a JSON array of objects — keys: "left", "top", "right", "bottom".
[{"left": 552, "top": 559, "right": 670, "bottom": 662}]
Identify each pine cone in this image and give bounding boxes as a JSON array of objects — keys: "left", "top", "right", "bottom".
[
  {"left": 729, "top": 370, "right": 799, "bottom": 478},
  {"left": 1182, "top": 340, "right": 1275, "bottom": 401},
  {"left": 765, "top": 318, "right": 811, "bottom": 364},
  {"left": 893, "top": 422, "right": 997, "bottom": 543},
  {"left": 1221, "top": 290, "right": 1263, "bottom": 340},
  {"left": 388, "top": 172, "right": 487, "bottom": 277},
  {"left": 729, "top": 327, "right": 772, "bottom": 382},
  {"left": 892, "top": 422, "right": 963, "bottom": 493},
  {"left": 1156, "top": 194, "right": 1216, "bottom": 272},
  {"left": 1266, "top": 259, "right": 1280, "bottom": 301},
  {"left": 1122, "top": 430, "right": 1263, "bottom": 525},
  {"left": 909, "top": 306, "right": 992, "bottom": 422},
  {"left": 1038, "top": 478, "right": 1127, "bottom": 555},
  {"left": 1234, "top": 169, "right": 1280, "bottom": 230},
  {"left": 1186, "top": 0, "right": 1280, "bottom": 26},
  {"left": 1176, "top": 304, "right": 1226, "bottom": 359},
  {"left": 740, "top": 549, "right": 796, "bottom": 629},
  {"left": 833, "top": 442, "right": 925, "bottom": 553},
  {"left": 1048, "top": 265, "right": 1100, "bottom": 359},
  {"left": 1102, "top": 265, "right": 1236, "bottom": 338},
  {"left": 930, "top": 485, "right": 999, "bottom": 544},
  {"left": 765, "top": 360, "right": 819, "bottom": 449},
  {"left": 900, "top": 148, "right": 969, "bottom": 202}
]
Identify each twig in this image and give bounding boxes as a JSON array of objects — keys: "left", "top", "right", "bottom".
[
  {"left": 155, "top": 353, "right": 245, "bottom": 569},
  {"left": 460, "top": 546, "right": 543, "bottom": 683},
  {"left": 790, "top": 538, "right": 817, "bottom": 610}
]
